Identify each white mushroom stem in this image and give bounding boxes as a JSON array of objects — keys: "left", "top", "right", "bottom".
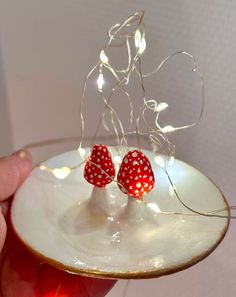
[
  {"left": 122, "top": 196, "right": 145, "bottom": 222},
  {"left": 89, "top": 186, "right": 108, "bottom": 211},
  {"left": 89, "top": 186, "right": 121, "bottom": 217}
]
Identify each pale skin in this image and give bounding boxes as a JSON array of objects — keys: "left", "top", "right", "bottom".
[
  {"left": 0, "top": 150, "right": 32, "bottom": 251},
  {"left": 0, "top": 151, "right": 116, "bottom": 296}
]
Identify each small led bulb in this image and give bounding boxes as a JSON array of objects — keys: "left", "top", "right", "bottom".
[
  {"left": 156, "top": 102, "right": 168, "bottom": 112},
  {"left": 52, "top": 167, "right": 71, "bottom": 179},
  {"left": 134, "top": 29, "right": 146, "bottom": 54},
  {"left": 100, "top": 50, "right": 109, "bottom": 64},
  {"left": 78, "top": 147, "right": 86, "bottom": 158},
  {"left": 97, "top": 72, "right": 105, "bottom": 91},
  {"left": 168, "top": 156, "right": 175, "bottom": 166},
  {"left": 147, "top": 203, "right": 161, "bottom": 214},
  {"left": 162, "top": 125, "right": 175, "bottom": 133},
  {"left": 114, "top": 155, "right": 122, "bottom": 164},
  {"left": 154, "top": 156, "right": 165, "bottom": 168}
]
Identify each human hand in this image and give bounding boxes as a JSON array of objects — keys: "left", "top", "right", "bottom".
[
  {"left": 0, "top": 150, "right": 32, "bottom": 251},
  {"left": 0, "top": 150, "right": 116, "bottom": 296}
]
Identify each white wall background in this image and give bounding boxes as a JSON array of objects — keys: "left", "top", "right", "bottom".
[{"left": 0, "top": 0, "right": 236, "bottom": 296}]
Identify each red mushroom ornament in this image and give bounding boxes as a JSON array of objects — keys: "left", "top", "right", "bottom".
[
  {"left": 117, "top": 150, "right": 155, "bottom": 200},
  {"left": 84, "top": 144, "right": 116, "bottom": 187}
]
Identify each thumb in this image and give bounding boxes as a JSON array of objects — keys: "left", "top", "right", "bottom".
[{"left": 0, "top": 150, "right": 32, "bottom": 202}]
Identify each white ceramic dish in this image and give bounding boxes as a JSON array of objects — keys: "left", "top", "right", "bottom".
[{"left": 11, "top": 148, "right": 229, "bottom": 279}]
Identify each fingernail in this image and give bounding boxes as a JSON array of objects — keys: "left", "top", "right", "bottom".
[{"left": 12, "top": 150, "right": 30, "bottom": 160}]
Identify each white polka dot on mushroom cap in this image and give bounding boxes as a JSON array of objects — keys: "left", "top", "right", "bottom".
[{"left": 132, "top": 151, "right": 138, "bottom": 157}]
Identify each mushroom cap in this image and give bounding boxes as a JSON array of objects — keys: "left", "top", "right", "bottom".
[
  {"left": 117, "top": 149, "right": 155, "bottom": 199},
  {"left": 84, "top": 144, "right": 115, "bottom": 187}
]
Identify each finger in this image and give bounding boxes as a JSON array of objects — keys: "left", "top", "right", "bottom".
[
  {"left": 0, "top": 209, "right": 7, "bottom": 252},
  {"left": 0, "top": 150, "right": 32, "bottom": 201},
  {"left": 0, "top": 199, "right": 11, "bottom": 217}
]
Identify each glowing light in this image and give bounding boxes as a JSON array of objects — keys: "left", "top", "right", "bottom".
[
  {"left": 134, "top": 29, "right": 146, "bottom": 54},
  {"left": 100, "top": 50, "right": 109, "bottom": 64},
  {"left": 162, "top": 125, "right": 175, "bottom": 133},
  {"left": 147, "top": 203, "right": 161, "bottom": 214},
  {"left": 156, "top": 102, "right": 168, "bottom": 112},
  {"left": 134, "top": 30, "right": 142, "bottom": 47},
  {"left": 107, "top": 216, "right": 114, "bottom": 221},
  {"left": 154, "top": 156, "right": 165, "bottom": 168},
  {"left": 52, "top": 167, "right": 71, "bottom": 179},
  {"left": 97, "top": 72, "right": 105, "bottom": 91},
  {"left": 114, "top": 155, "right": 122, "bottom": 164},
  {"left": 139, "top": 36, "right": 146, "bottom": 54},
  {"left": 78, "top": 147, "right": 86, "bottom": 158},
  {"left": 39, "top": 165, "right": 47, "bottom": 171},
  {"left": 168, "top": 156, "right": 175, "bottom": 166}
]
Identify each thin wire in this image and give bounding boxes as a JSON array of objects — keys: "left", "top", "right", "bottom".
[
  {"left": 162, "top": 167, "right": 236, "bottom": 219},
  {"left": 79, "top": 11, "right": 146, "bottom": 154},
  {"left": 24, "top": 11, "right": 236, "bottom": 222},
  {"left": 122, "top": 280, "right": 131, "bottom": 297},
  {"left": 78, "top": 11, "right": 205, "bottom": 162}
]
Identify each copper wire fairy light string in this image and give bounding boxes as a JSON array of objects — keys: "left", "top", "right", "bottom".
[{"left": 23, "top": 11, "right": 235, "bottom": 220}]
